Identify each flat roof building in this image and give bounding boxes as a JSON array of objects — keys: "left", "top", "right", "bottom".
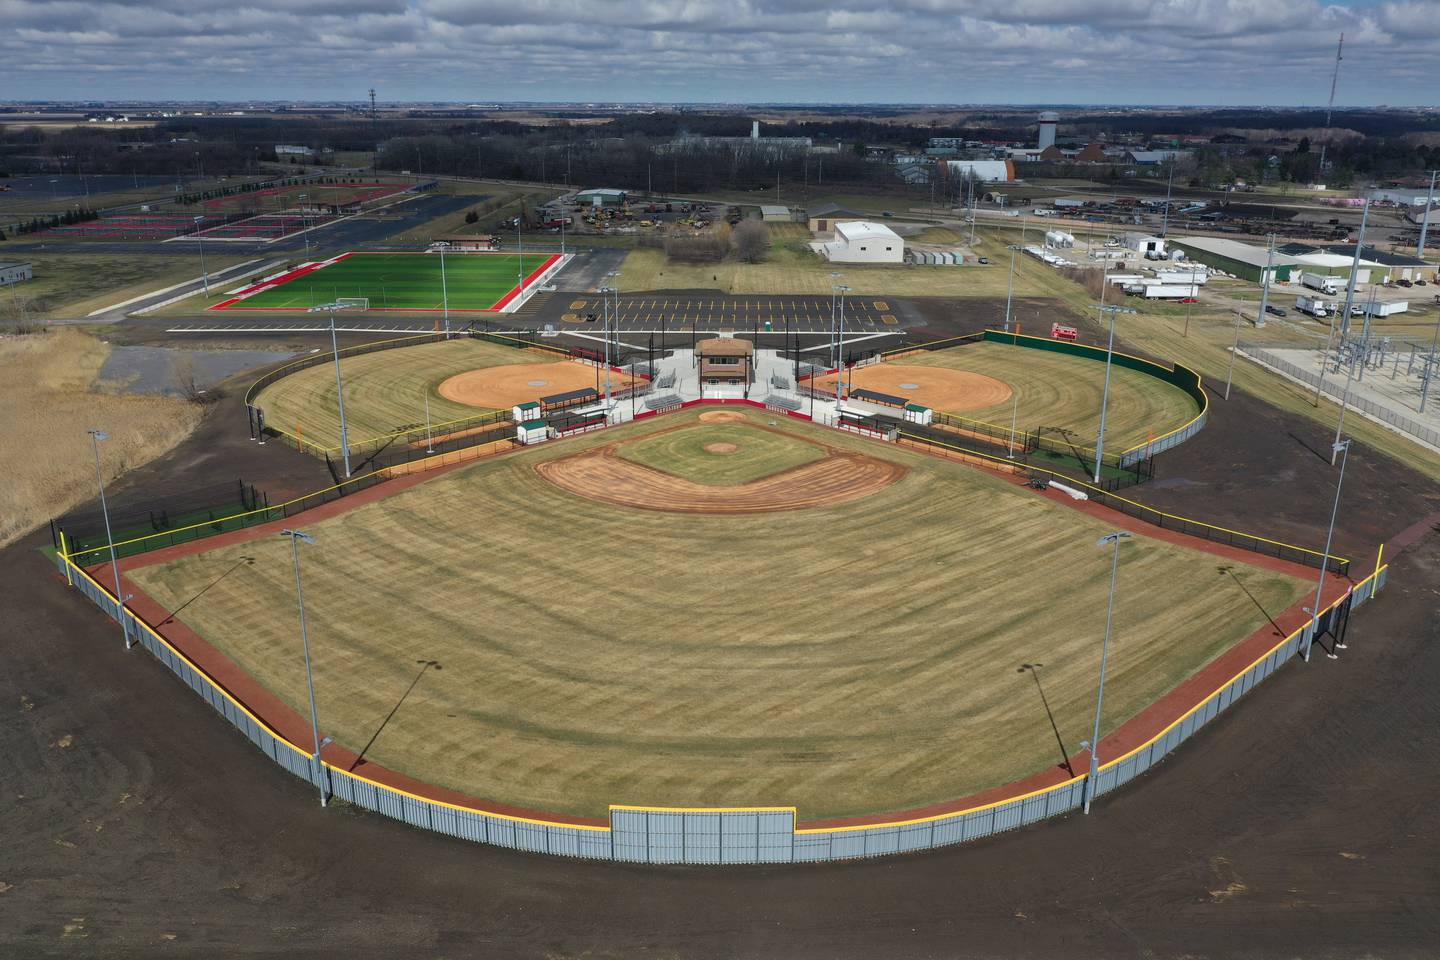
[
  {"left": 0, "top": 261, "right": 33, "bottom": 285},
  {"left": 759, "top": 205, "right": 791, "bottom": 222},
  {"left": 1169, "top": 237, "right": 1300, "bottom": 283},
  {"left": 820, "top": 221, "right": 904, "bottom": 264}
]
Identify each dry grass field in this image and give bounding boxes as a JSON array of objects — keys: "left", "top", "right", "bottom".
[
  {"left": 6, "top": 252, "right": 252, "bottom": 320},
  {"left": 129, "top": 407, "right": 1306, "bottom": 819},
  {"left": 901, "top": 341, "right": 1202, "bottom": 453},
  {"left": 614, "top": 243, "right": 1018, "bottom": 297},
  {"left": 252, "top": 337, "right": 558, "bottom": 450},
  {"left": 0, "top": 330, "right": 202, "bottom": 547}
]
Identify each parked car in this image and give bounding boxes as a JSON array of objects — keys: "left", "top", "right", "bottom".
[
  {"left": 1265, "top": 304, "right": 1287, "bottom": 317},
  {"left": 1180, "top": 297, "right": 1199, "bottom": 303},
  {"left": 977, "top": 257, "right": 989, "bottom": 264},
  {"left": 1414, "top": 279, "right": 1427, "bottom": 286},
  {"left": 1398, "top": 278, "right": 1413, "bottom": 288}
]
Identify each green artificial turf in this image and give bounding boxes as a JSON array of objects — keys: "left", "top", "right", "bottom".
[
  {"left": 615, "top": 424, "right": 827, "bottom": 485},
  {"left": 229, "top": 253, "right": 546, "bottom": 311}
]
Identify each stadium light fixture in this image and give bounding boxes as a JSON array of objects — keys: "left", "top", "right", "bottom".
[
  {"left": 1304, "top": 439, "right": 1351, "bottom": 662},
  {"left": 280, "top": 528, "right": 329, "bottom": 806},
  {"left": 1091, "top": 300, "right": 1137, "bottom": 482},
  {"left": 1083, "top": 530, "right": 1131, "bottom": 814},
  {"left": 193, "top": 216, "right": 210, "bottom": 296},
  {"left": 86, "top": 428, "right": 131, "bottom": 650},
  {"left": 307, "top": 302, "right": 363, "bottom": 477}
]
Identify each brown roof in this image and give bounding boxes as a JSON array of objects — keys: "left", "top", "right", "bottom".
[{"left": 695, "top": 338, "right": 754, "bottom": 357}]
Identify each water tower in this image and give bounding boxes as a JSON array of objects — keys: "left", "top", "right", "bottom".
[{"left": 1037, "top": 111, "right": 1059, "bottom": 151}]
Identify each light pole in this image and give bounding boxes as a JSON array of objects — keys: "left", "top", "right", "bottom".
[
  {"left": 299, "top": 193, "right": 310, "bottom": 255},
  {"left": 1007, "top": 390, "right": 1020, "bottom": 458},
  {"left": 280, "top": 529, "right": 330, "bottom": 806},
  {"left": 829, "top": 272, "right": 843, "bottom": 366},
  {"left": 193, "top": 216, "right": 210, "bottom": 296},
  {"left": 1083, "top": 530, "right": 1131, "bottom": 813},
  {"left": 330, "top": 314, "right": 351, "bottom": 476},
  {"left": 1331, "top": 306, "right": 1371, "bottom": 463},
  {"left": 87, "top": 429, "right": 131, "bottom": 649},
  {"left": 1305, "top": 439, "right": 1350, "bottom": 662},
  {"left": 1003, "top": 241, "right": 1021, "bottom": 332},
  {"left": 1421, "top": 312, "right": 1440, "bottom": 415},
  {"left": 834, "top": 284, "right": 851, "bottom": 415},
  {"left": 437, "top": 242, "right": 450, "bottom": 335},
  {"left": 424, "top": 390, "right": 434, "bottom": 454},
  {"left": 1092, "top": 299, "right": 1137, "bottom": 482},
  {"left": 1223, "top": 310, "right": 1245, "bottom": 401}
]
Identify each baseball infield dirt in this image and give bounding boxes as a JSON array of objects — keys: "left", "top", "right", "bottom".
[
  {"left": 812, "top": 363, "right": 1012, "bottom": 412},
  {"left": 438, "top": 360, "right": 640, "bottom": 409},
  {"left": 535, "top": 446, "right": 906, "bottom": 513},
  {"left": 698, "top": 410, "right": 747, "bottom": 423}
]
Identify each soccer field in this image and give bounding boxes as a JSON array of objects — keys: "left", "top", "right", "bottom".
[
  {"left": 128, "top": 408, "right": 1307, "bottom": 820},
  {"left": 218, "top": 252, "right": 556, "bottom": 312}
]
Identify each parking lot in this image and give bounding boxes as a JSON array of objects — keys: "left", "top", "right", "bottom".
[{"left": 558, "top": 294, "right": 901, "bottom": 332}]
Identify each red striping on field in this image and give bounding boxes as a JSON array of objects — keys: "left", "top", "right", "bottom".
[{"left": 209, "top": 252, "right": 563, "bottom": 314}]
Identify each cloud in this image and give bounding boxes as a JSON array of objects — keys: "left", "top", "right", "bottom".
[{"left": 0, "top": 0, "right": 1433, "bottom": 105}]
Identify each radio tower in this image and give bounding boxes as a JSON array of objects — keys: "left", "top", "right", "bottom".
[
  {"left": 369, "top": 88, "right": 377, "bottom": 122},
  {"left": 1317, "top": 34, "right": 1343, "bottom": 177}
]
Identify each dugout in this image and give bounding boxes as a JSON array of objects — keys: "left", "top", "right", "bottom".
[
  {"left": 851, "top": 387, "right": 908, "bottom": 409},
  {"left": 516, "top": 421, "right": 549, "bottom": 445},
  {"left": 540, "top": 387, "right": 600, "bottom": 412}
]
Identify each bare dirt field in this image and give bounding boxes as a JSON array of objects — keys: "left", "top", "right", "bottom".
[{"left": 438, "top": 360, "right": 639, "bottom": 409}]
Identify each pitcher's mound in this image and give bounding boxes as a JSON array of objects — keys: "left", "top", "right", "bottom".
[
  {"left": 704, "top": 442, "right": 739, "bottom": 454},
  {"left": 698, "top": 410, "right": 747, "bottom": 423}
]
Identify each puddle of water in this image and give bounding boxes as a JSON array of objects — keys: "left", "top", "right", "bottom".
[{"left": 97, "top": 346, "right": 295, "bottom": 396}]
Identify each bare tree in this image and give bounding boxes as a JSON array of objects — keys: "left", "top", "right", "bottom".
[{"left": 732, "top": 220, "right": 771, "bottom": 264}]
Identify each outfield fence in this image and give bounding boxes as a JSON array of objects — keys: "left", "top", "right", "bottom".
[
  {"left": 896, "top": 431, "right": 1348, "bottom": 574},
  {"left": 53, "top": 542, "right": 1386, "bottom": 864}
]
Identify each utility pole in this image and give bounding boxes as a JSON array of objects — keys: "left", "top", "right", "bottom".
[
  {"left": 1418, "top": 169, "right": 1438, "bottom": 257},
  {"left": 1317, "top": 200, "right": 1370, "bottom": 406},
  {"left": 1160, "top": 159, "right": 1175, "bottom": 238},
  {"left": 1318, "top": 34, "right": 1344, "bottom": 176}
]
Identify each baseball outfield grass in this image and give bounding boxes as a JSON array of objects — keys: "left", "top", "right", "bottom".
[
  {"left": 223, "top": 252, "right": 547, "bottom": 312},
  {"left": 252, "top": 337, "right": 555, "bottom": 450},
  {"left": 904, "top": 341, "right": 1202, "bottom": 454},
  {"left": 128, "top": 407, "right": 1307, "bottom": 819}
]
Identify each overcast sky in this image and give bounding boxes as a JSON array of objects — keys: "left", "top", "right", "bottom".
[{"left": 3, "top": 0, "right": 1436, "bottom": 106}]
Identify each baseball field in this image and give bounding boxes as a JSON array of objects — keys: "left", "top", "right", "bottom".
[
  {"left": 127, "top": 406, "right": 1307, "bottom": 820},
  {"left": 217, "top": 252, "right": 553, "bottom": 312},
  {"left": 813, "top": 341, "right": 1202, "bottom": 453},
  {"left": 252, "top": 338, "right": 587, "bottom": 450}
]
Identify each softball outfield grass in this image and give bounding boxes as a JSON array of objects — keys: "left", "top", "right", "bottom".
[
  {"left": 252, "top": 338, "right": 554, "bottom": 450},
  {"left": 129, "top": 407, "right": 1307, "bottom": 819},
  {"left": 902, "top": 341, "right": 1202, "bottom": 453}
]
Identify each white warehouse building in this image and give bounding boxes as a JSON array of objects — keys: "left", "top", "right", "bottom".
[{"left": 820, "top": 221, "right": 904, "bottom": 264}]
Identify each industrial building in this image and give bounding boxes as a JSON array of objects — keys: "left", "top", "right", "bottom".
[
  {"left": 806, "top": 203, "right": 868, "bottom": 233},
  {"left": 1169, "top": 237, "right": 1300, "bottom": 283},
  {"left": 819, "top": 221, "right": 903, "bottom": 264},
  {"left": 939, "top": 159, "right": 1016, "bottom": 183},
  {"left": 1322, "top": 245, "right": 1434, "bottom": 283},
  {"left": 759, "top": 205, "right": 792, "bottom": 222},
  {"left": 0, "top": 261, "right": 33, "bottom": 285},
  {"left": 669, "top": 121, "right": 813, "bottom": 155},
  {"left": 575, "top": 188, "right": 628, "bottom": 207}
]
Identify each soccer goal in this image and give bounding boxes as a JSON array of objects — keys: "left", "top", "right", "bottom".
[{"left": 335, "top": 297, "right": 370, "bottom": 311}]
